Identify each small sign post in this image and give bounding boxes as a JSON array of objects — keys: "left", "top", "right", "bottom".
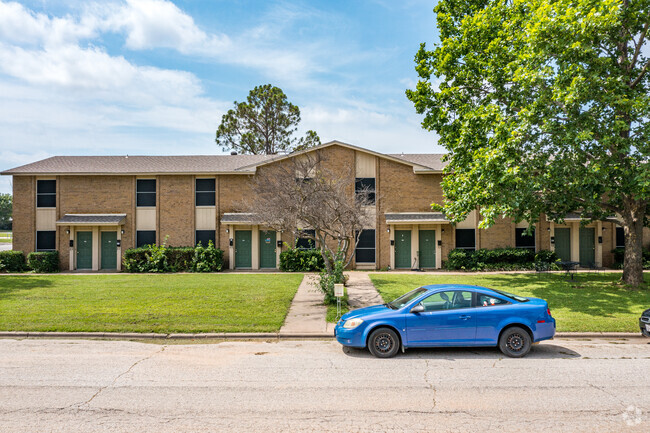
[{"left": 334, "top": 283, "right": 344, "bottom": 320}]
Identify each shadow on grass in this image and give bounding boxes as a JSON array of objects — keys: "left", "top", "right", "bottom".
[
  {"left": 341, "top": 343, "right": 581, "bottom": 360},
  {"left": 0, "top": 276, "right": 53, "bottom": 300}
]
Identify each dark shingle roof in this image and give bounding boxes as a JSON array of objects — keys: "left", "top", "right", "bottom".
[
  {"left": 56, "top": 214, "right": 127, "bottom": 225},
  {"left": 388, "top": 154, "right": 447, "bottom": 171},
  {"left": 385, "top": 212, "right": 449, "bottom": 223},
  {"left": 220, "top": 213, "right": 258, "bottom": 224},
  {"left": 2, "top": 155, "right": 274, "bottom": 175}
]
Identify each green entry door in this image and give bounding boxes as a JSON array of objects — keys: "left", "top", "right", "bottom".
[
  {"left": 259, "top": 230, "right": 277, "bottom": 269},
  {"left": 235, "top": 230, "right": 252, "bottom": 268},
  {"left": 419, "top": 230, "right": 436, "bottom": 268},
  {"left": 101, "top": 231, "right": 117, "bottom": 270},
  {"left": 579, "top": 227, "right": 595, "bottom": 267},
  {"left": 554, "top": 228, "right": 571, "bottom": 262},
  {"left": 76, "top": 231, "right": 93, "bottom": 270},
  {"left": 395, "top": 230, "right": 411, "bottom": 269}
]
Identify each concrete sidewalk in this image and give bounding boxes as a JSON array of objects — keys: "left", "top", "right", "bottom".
[
  {"left": 279, "top": 274, "right": 330, "bottom": 335},
  {"left": 346, "top": 272, "right": 384, "bottom": 309}
]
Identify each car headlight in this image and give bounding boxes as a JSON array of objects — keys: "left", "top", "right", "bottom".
[{"left": 343, "top": 318, "right": 364, "bottom": 329}]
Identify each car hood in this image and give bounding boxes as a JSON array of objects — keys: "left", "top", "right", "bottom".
[
  {"left": 642, "top": 308, "right": 650, "bottom": 317},
  {"left": 340, "top": 304, "right": 389, "bottom": 321}
]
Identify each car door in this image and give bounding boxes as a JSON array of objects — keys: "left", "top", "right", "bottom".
[
  {"left": 405, "top": 290, "right": 476, "bottom": 346},
  {"left": 472, "top": 292, "right": 513, "bottom": 345}
]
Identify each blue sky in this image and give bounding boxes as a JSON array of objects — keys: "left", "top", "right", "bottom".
[{"left": 0, "top": 0, "right": 443, "bottom": 194}]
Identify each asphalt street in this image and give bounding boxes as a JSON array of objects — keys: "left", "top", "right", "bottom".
[{"left": 0, "top": 338, "right": 648, "bottom": 432}]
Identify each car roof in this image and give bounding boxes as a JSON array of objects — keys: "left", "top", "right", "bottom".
[{"left": 420, "top": 284, "right": 498, "bottom": 294}]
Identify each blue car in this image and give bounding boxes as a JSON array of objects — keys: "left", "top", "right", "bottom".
[{"left": 335, "top": 284, "right": 555, "bottom": 358}]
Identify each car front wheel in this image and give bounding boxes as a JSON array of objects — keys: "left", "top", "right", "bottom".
[
  {"left": 368, "top": 328, "right": 400, "bottom": 358},
  {"left": 499, "top": 327, "right": 532, "bottom": 358}
]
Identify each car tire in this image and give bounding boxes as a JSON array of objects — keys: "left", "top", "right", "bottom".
[
  {"left": 499, "top": 326, "right": 532, "bottom": 358},
  {"left": 367, "top": 328, "right": 400, "bottom": 358}
]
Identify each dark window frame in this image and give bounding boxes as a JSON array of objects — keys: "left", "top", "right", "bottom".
[
  {"left": 36, "top": 230, "right": 56, "bottom": 251},
  {"left": 515, "top": 227, "right": 536, "bottom": 249},
  {"left": 136, "top": 179, "right": 156, "bottom": 207},
  {"left": 36, "top": 180, "right": 56, "bottom": 208},
  {"left": 195, "top": 178, "right": 216, "bottom": 207},
  {"left": 355, "top": 229, "right": 376, "bottom": 263},
  {"left": 455, "top": 228, "right": 476, "bottom": 250},
  {"left": 355, "top": 178, "right": 376, "bottom": 205},
  {"left": 136, "top": 230, "right": 156, "bottom": 248},
  {"left": 615, "top": 227, "right": 625, "bottom": 248},
  {"left": 195, "top": 230, "right": 216, "bottom": 247},
  {"left": 296, "top": 229, "right": 317, "bottom": 250}
]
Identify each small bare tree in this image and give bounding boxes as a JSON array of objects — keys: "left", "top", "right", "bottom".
[{"left": 241, "top": 151, "right": 374, "bottom": 278}]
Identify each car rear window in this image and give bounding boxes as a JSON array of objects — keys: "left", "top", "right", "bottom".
[{"left": 490, "top": 288, "right": 529, "bottom": 303}]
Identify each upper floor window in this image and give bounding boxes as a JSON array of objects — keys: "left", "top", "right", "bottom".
[
  {"left": 355, "top": 178, "right": 376, "bottom": 204},
  {"left": 455, "top": 229, "right": 476, "bottom": 250},
  {"left": 515, "top": 228, "right": 536, "bottom": 249},
  {"left": 36, "top": 180, "right": 56, "bottom": 208},
  {"left": 136, "top": 179, "right": 156, "bottom": 207},
  {"left": 616, "top": 227, "right": 625, "bottom": 248},
  {"left": 195, "top": 178, "right": 216, "bottom": 206}
]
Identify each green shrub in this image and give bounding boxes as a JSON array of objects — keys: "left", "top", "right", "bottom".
[
  {"left": 26, "top": 251, "right": 59, "bottom": 273},
  {"left": 193, "top": 241, "right": 224, "bottom": 272},
  {"left": 123, "top": 242, "right": 224, "bottom": 273},
  {"left": 445, "top": 247, "right": 553, "bottom": 271},
  {"left": 279, "top": 247, "right": 325, "bottom": 272},
  {"left": 0, "top": 250, "right": 26, "bottom": 272}
]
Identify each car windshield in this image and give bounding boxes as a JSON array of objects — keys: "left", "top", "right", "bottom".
[
  {"left": 490, "top": 288, "right": 529, "bottom": 303},
  {"left": 387, "top": 287, "right": 428, "bottom": 309}
]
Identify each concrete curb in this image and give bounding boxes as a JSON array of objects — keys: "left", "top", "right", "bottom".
[{"left": 0, "top": 331, "right": 645, "bottom": 340}]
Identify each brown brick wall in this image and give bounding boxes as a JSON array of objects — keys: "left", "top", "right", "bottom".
[
  {"left": 12, "top": 176, "right": 35, "bottom": 255},
  {"left": 158, "top": 175, "right": 194, "bottom": 247},
  {"left": 479, "top": 217, "right": 514, "bottom": 249}
]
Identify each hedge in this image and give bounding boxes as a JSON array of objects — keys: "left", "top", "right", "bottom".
[
  {"left": 280, "top": 248, "right": 325, "bottom": 272},
  {"left": 0, "top": 250, "right": 26, "bottom": 272},
  {"left": 445, "top": 248, "right": 559, "bottom": 271},
  {"left": 612, "top": 248, "right": 650, "bottom": 269},
  {"left": 26, "top": 251, "right": 60, "bottom": 273},
  {"left": 123, "top": 241, "right": 223, "bottom": 273}
]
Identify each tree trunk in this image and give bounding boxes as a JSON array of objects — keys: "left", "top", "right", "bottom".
[{"left": 621, "top": 202, "right": 645, "bottom": 287}]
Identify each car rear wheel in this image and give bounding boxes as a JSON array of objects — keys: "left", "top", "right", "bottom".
[
  {"left": 499, "top": 326, "right": 531, "bottom": 358},
  {"left": 368, "top": 328, "right": 400, "bottom": 358}
]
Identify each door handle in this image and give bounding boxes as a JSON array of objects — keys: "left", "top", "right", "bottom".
[{"left": 459, "top": 315, "right": 471, "bottom": 320}]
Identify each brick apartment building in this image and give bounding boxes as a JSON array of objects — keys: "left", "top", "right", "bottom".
[{"left": 2, "top": 141, "right": 641, "bottom": 271}]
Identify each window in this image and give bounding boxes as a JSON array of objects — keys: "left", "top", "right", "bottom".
[
  {"left": 420, "top": 291, "right": 473, "bottom": 312},
  {"left": 515, "top": 228, "right": 536, "bottom": 249},
  {"left": 355, "top": 229, "right": 376, "bottom": 263},
  {"left": 136, "top": 230, "right": 156, "bottom": 247},
  {"left": 36, "top": 180, "right": 56, "bottom": 208},
  {"left": 195, "top": 230, "right": 216, "bottom": 247},
  {"left": 36, "top": 231, "right": 56, "bottom": 251},
  {"left": 616, "top": 227, "right": 625, "bottom": 248},
  {"left": 477, "top": 294, "right": 509, "bottom": 307},
  {"left": 136, "top": 179, "right": 156, "bottom": 207},
  {"left": 355, "top": 178, "right": 376, "bottom": 204},
  {"left": 455, "top": 229, "right": 476, "bottom": 250},
  {"left": 195, "top": 178, "right": 216, "bottom": 206},
  {"left": 296, "top": 229, "right": 316, "bottom": 249}
]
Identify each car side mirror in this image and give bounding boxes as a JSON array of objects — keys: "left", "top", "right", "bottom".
[{"left": 410, "top": 304, "right": 424, "bottom": 314}]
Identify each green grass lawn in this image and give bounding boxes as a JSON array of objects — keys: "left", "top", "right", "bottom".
[
  {"left": 0, "top": 231, "right": 11, "bottom": 243},
  {"left": 369, "top": 273, "right": 650, "bottom": 332},
  {"left": 0, "top": 274, "right": 303, "bottom": 333}
]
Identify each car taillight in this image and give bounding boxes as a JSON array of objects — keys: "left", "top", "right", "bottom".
[{"left": 547, "top": 307, "right": 552, "bottom": 316}]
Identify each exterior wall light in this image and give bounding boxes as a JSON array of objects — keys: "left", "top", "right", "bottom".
[
  {"left": 65, "top": 229, "right": 70, "bottom": 235},
  {"left": 121, "top": 229, "right": 125, "bottom": 234}
]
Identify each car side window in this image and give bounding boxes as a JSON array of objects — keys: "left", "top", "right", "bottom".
[
  {"left": 477, "top": 294, "right": 509, "bottom": 307},
  {"left": 420, "top": 291, "right": 473, "bottom": 312}
]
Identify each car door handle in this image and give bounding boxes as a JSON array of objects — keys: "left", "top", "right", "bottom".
[{"left": 459, "top": 315, "right": 471, "bottom": 320}]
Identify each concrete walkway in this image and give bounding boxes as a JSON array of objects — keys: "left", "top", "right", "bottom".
[
  {"left": 279, "top": 274, "right": 329, "bottom": 335},
  {"left": 346, "top": 272, "right": 383, "bottom": 309}
]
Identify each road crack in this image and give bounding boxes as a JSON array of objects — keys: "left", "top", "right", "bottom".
[
  {"left": 73, "top": 345, "right": 166, "bottom": 409},
  {"left": 423, "top": 358, "right": 437, "bottom": 411}
]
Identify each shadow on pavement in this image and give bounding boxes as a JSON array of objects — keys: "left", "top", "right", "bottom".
[{"left": 341, "top": 343, "right": 581, "bottom": 360}]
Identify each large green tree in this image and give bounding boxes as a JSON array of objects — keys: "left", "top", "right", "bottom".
[
  {"left": 407, "top": 0, "right": 650, "bottom": 286},
  {"left": 0, "top": 193, "right": 11, "bottom": 230},
  {"left": 216, "top": 84, "right": 320, "bottom": 155}
]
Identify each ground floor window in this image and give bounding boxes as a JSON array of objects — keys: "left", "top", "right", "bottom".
[
  {"left": 195, "top": 230, "right": 216, "bottom": 247},
  {"left": 296, "top": 229, "right": 316, "bottom": 249},
  {"left": 515, "top": 228, "right": 536, "bottom": 249},
  {"left": 136, "top": 230, "right": 156, "bottom": 247},
  {"left": 36, "top": 230, "right": 56, "bottom": 251},
  {"left": 355, "top": 229, "right": 376, "bottom": 263},
  {"left": 455, "top": 229, "right": 475, "bottom": 250},
  {"left": 616, "top": 227, "right": 624, "bottom": 248}
]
